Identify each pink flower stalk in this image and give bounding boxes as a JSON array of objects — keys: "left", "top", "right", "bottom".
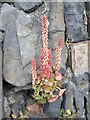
[
  {"left": 31, "top": 58, "right": 37, "bottom": 85},
  {"left": 42, "top": 16, "right": 48, "bottom": 49},
  {"left": 55, "top": 38, "right": 62, "bottom": 72},
  {"left": 39, "top": 16, "right": 53, "bottom": 80},
  {"left": 48, "top": 49, "right": 53, "bottom": 68},
  {"left": 39, "top": 48, "right": 50, "bottom": 80}
]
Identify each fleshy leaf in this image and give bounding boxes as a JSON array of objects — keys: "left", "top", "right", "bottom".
[
  {"left": 40, "top": 87, "right": 43, "bottom": 91},
  {"left": 48, "top": 79, "right": 53, "bottom": 86},
  {"left": 43, "top": 93, "right": 49, "bottom": 98},
  {"left": 33, "top": 84, "right": 36, "bottom": 89},
  {"left": 52, "top": 85, "right": 56, "bottom": 91},
  {"left": 44, "top": 86, "right": 51, "bottom": 93},
  {"left": 34, "top": 95, "right": 41, "bottom": 100},
  {"left": 34, "top": 91, "right": 39, "bottom": 96},
  {"left": 38, "top": 98, "right": 46, "bottom": 104},
  {"left": 48, "top": 95, "right": 59, "bottom": 103},
  {"left": 59, "top": 89, "right": 66, "bottom": 96},
  {"left": 35, "top": 79, "right": 40, "bottom": 85}
]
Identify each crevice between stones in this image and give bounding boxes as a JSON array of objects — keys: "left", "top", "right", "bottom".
[
  {"left": 24, "top": 2, "right": 44, "bottom": 13},
  {"left": 84, "top": 96, "right": 87, "bottom": 120}
]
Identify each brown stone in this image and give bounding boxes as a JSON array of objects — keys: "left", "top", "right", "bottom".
[{"left": 72, "top": 41, "right": 89, "bottom": 76}]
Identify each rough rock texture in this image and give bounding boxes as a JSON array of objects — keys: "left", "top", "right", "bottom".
[
  {"left": 48, "top": 2, "right": 67, "bottom": 70},
  {"left": 1, "top": 3, "right": 42, "bottom": 86},
  {"left": 71, "top": 41, "right": 89, "bottom": 118},
  {"left": 61, "top": 67, "right": 89, "bottom": 118},
  {"left": 64, "top": 2, "right": 87, "bottom": 42},
  {"left": 75, "top": 72, "right": 89, "bottom": 118},
  {"left": 86, "top": 2, "right": 90, "bottom": 37},
  {"left": 43, "top": 97, "right": 62, "bottom": 118},
  {"left": 64, "top": 68, "right": 75, "bottom": 113},
  {"left": 87, "top": 92, "right": 90, "bottom": 120},
  {"left": 4, "top": 97, "right": 11, "bottom": 118},
  {"left": 0, "top": 2, "right": 3, "bottom": 114},
  {"left": 15, "top": 0, "right": 43, "bottom": 13},
  {"left": 3, "top": 22, "right": 26, "bottom": 86},
  {"left": 74, "top": 88, "right": 85, "bottom": 118},
  {"left": 72, "top": 42, "right": 88, "bottom": 76},
  {"left": 74, "top": 72, "right": 89, "bottom": 118},
  {"left": 4, "top": 91, "right": 25, "bottom": 118},
  {"left": 1, "top": 2, "right": 66, "bottom": 87},
  {"left": 42, "top": 2, "right": 66, "bottom": 118},
  {"left": 0, "top": 40, "right": 3, "bottom": 119}
]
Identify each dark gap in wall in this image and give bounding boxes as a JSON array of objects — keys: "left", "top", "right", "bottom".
[
  {"left": 3, "top": 79, "right": 15, "bottom": 89},
  {"left": 60, "top": 92, "right": 66, "bottom": 110},
  {"left": 66, "top": 47, "right": 72, "bottom": 70},
  {"left": 1, "top": 2, "right": 15, "bottom": 7},
  {"left": 73, "top": 97, "right": 77, "bottom": 113},
  {"left": 22, "top": 2, "right": 44, "bottom": 13},
  {"left": 84, "top": 96, "right": 87, "bottom": 120}
]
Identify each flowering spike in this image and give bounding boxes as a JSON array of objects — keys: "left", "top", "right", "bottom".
[
  {"left": 39, "top": 16, "right": 52, "bottom": 80},
  {"left": 55, "top": 38, "right": 62, "bottom": 72},
  {"left": 58, "top": 38, "right": 62, "bottom": 47},
  {"left": 31, "top": 16, "right": 64, "bottom": 104},
  {"left": 31, "top": 58, "right": 37, "bottom": 85},
  {"left": 42, "top": 15, "right": 48, "bottom": 49}
]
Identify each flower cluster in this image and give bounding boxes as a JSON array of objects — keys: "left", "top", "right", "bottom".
[
  {"left": 39, "top": 16, "right": 52, "bottom": 80},
  {"left": 55, "top": 38, "right": 62, "bottom": 73},
  {"left": 42, "top": 16, "right": 48, "bottom": 49},
  {"left": 31, "top": 58, "right": 37, "bottom": 85},
  {"left": 31, "top": 16, "right": 65, "bottom": 104}
]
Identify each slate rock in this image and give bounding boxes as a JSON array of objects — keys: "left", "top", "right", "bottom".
[
  {"left": 1, "top": 3, "right": 17, "bottom": 31},
  {"left": 0, "top": 32, "right": 3, "bottom": 43},
  {"left": 87, "top": 92, "right": 90, "bottom": 120},
  {"left": 3, "top": 22, "right": 26, "bottom": 86},
  {"left": 74, "top": 88, "right": 85, "bottom": 118},
  {"left": 75, "top": 73, "right": 89, "bottom": 93},
  {"left": 1, "top": 3, "right": 66, "bottom": 87},
  {"left": 15, "top": 0, "right": 43, "bottom": 13},
  {"left": 86, "top": 2, "right": 90, "bottom": 37},
  {"left": 8, "top": 91, "right": 25, "bottom": 116},
  {"left": 0, "top": 40, "right": 3, "bottom": 119},
  {"left": 64, "top": 2, "right": 87, "bottom": 42},
  {"left": 48, "top": 2, "right": 67, "bottom": 70},
  {"left": 43, "top": 97, "right": 62, "bottom": 118},
  {"left": 1, "top": 4, "right": 42, "bottom": 86},
  {"left": 4, "top": 97, "right": 11, "bottom": 118},
  {"left": 63, "top": 68, "right": 75, "bottom": 113}
]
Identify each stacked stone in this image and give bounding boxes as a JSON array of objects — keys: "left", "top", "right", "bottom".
[
  {"left": 64, "top": 2, "right": 89, "bottom": 119},
  {"left": 0, "top": 2, "right": 3, "bottom": 119}
]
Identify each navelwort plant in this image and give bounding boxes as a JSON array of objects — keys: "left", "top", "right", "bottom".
[{"left": 31, "top": 16, "right": 66, "bottom": 104}]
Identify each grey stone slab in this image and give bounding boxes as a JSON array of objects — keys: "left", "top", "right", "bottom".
[
  {"left": 64, "top": 2, "right": 87, "bottom": 42},
  {"left": 0, "top": 44, "right": 3, "bottom": 119},
  {"left": 15, "top": 0, "right": 43, "bottom": 12},
  {"left": 3, "top": 22, "right": 26, "bottom": 86}
]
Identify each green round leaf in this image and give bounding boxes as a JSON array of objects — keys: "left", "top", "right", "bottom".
[
  {"left": 38, "top": 98, "right": 46, "bottom": 104},
  {"left": 48, "top": 79, "right": 54, "bottom": 86},
  {"left": 34, "top": 95, "right": 41, "bottom": 100},
  {"left": 32, "top": 84, "right": 36, "bottom": 89},
  {"left": 35, "top": 79, "right": 40, "bottom": 85},
  {"left": 40, "top": 87, "right": 43, "bottom": 91},
  {"left": 44, "top": 86, "right": 51, "bottom": 93}
]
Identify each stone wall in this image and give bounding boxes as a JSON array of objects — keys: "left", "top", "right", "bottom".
[
  {"left": 1, "top": 2, "right": 67, "bottom": 87},
  {"left": 0, "top": 1, "right": 89, "bottom": 119}
]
